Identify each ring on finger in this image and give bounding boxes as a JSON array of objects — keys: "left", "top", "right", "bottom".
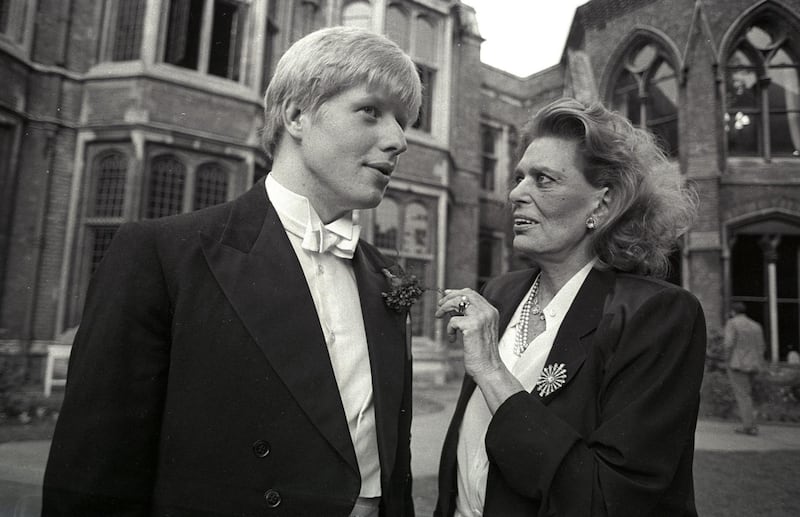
[{"left": 456, "top": 295, "right": 470, "bottom": 315}]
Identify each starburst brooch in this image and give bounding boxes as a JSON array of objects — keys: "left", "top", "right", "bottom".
[{"left": 535, "top": 363, "right": 567, "bottom": 397}]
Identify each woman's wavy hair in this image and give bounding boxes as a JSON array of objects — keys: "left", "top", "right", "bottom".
[
  {"left": 519, "top": 97, "right": 697, "bottom": 277},
  {"left": 261, "top": 26, "right": 422, "bottom": 159}
]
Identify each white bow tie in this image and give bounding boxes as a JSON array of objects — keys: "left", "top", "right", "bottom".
[{"left": 298, "top": 223, "right": 361, "bottom": 259}]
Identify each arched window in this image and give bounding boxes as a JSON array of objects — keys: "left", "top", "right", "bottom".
[
  {"left": 341, "top": 1, "right": 372, "bottom": 31},
  {"left": 611, "top": 40, "right": 679, "bottom": 157},
  {"left": 386, "top": 4, "right": 409, "bottom": 51},
  {"left": 147, "top": 155, "right": 186, "bottom": 218},
  {"left": 374, "top": 197, "right": 399, "bottom": 250},
  {"left": 725, "top": 15, "right": 800, "bottom": 158},
  {"left": 194, "top": 162, "right": 228, "bottom": 209}
]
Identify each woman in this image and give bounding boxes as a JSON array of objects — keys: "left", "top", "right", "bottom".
[{"left": 434, "top": 98, "right": 705, "bottom": 517}]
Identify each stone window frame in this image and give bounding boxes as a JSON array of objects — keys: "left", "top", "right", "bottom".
[
  {"left": 371, "top": 191, "right": 438, "bottom": 338},
  {"left": 608, "top": 36, "right": 681, "bottom": 158},
  {"left": 64, "top": 142, "right": 242, "bottom": 330},
  {"left": 722, "top": 11, "right": 800, "bottom": 161},
  {"left": 0, "top": 0, "right": 38, "bottom": 58},
  {"left": 99, "top": 0, "right": 147, "bottom": 62}
]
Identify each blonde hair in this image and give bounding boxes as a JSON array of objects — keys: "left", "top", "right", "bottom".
[
  {"left": 262, "top": 26, "right": 422, "bottom": 159},
  {"left": 520, "top": 97, "right": 697, "bottom": 277}
]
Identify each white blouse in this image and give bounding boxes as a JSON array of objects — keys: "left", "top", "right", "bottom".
[{"left": 454, "top": 259, "right": 597, "bottom": 517}]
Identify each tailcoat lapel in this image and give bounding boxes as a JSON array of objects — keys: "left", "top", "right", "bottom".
[
  {"left": 352, "top": 246, "right": 407, "bottom": 486},
  {"left": 199, "top": 185, "right": 358, "bottom": 474},
  {"left": 538, "top": 267, "right": 615, "bottom": 404}
]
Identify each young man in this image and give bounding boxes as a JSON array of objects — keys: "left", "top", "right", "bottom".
[
  {"left": 43, "top": 26, "right": 421, "bottom": 517},
  {"left": 724, "top": 302, "right": 766, "bottom": 436}
]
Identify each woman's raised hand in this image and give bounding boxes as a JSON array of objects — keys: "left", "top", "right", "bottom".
[{"left": 435, "top": 289, "right": 502, "bottom": 379}]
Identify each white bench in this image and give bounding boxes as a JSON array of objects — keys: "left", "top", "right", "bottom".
[{"left": 44, "top": 344, "right": 71, "bottom": 397}]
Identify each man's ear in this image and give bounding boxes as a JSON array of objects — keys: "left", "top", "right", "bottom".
[{"left": 282, "top": 100, "right": 305, "bottom": 140}]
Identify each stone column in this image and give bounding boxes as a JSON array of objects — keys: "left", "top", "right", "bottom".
[{"left": 760, "top": 234, "right": 781, "bottom": 363}]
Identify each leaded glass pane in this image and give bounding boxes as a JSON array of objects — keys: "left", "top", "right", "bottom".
[
  {"left": 727, "top": 68, "right": 759, "bottom": 109},
  {"left": 147, "top": 156, "right": 185, "bottom": 218},
  {"left": 374, "top": 198, "right": 399, "bottom": 249},
  {"left": 165, "top": 0, "right": 204, "bottom": 69},
  {"left": 412, "top": 65, "right": 434, "bottom": 131},
  {"left": 769, "top": 112, "right": 800, "bottom": 156},
  {"left": 342, "top": 1, "right": 371, "bottom": 31},
  {"left": 746, "top": 25, "right": 776, "bottom": 51},
  {"left": 612, "top": 70, "right": 638, "bottom": 120},
  {"left": 89, "top": 226, "right": 119, "bottom": 273},
  {"left": 650, "top": 119, "right": 678, "bottom": 157},
  {"left": 386, "top": 5, "right": 409, "bottom": 51},
  {"left": 629, "top": 44, "right": 656, "bottom": 71},
  {"left": 112, "top": 0, "right": 144, "bottom": 61},
  {"left": 726, "top": 110, "right": 760, "bottom": 155},
  {"left": 93, "top": 153, "right": 127, "bottom": 217},
  {"left": 208, "top": 0, "right": 242, "bottom": 80},
  {"left": 402, "top": 202, "right": 429, "bottom": 254},
  {"left": 194, "top": 163, "right": 228, "bottom": 209},
  {"left": 415, "top": 17, "right": 436, "bottom": 63}
]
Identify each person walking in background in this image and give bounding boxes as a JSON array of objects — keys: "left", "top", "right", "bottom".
[
  {"left": 42, "top": 26, "right": 421, "bottom": 517},
  {"left": 724, "top": 301, "right": 766, "bottom": 436}
]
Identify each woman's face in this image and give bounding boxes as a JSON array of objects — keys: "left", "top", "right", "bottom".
[{"left": 509, "top": 135, "right": 606, "bottom": 264}]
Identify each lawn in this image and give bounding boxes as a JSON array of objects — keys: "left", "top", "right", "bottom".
[{"left": 413, "top": 450, "right": 800, "bottom": 516}]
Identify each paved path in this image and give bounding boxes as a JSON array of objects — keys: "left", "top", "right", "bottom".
[{"left": 1, "top": 382, "right": 798, "bottom": 516}]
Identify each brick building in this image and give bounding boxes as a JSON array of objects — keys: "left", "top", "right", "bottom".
[{"left": 1, "top": 0, "right": 799, "bottom": 388}]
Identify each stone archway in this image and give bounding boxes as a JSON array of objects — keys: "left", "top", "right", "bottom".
[{"left": 724, "top": 209, "right": 800, "bottom": 362}]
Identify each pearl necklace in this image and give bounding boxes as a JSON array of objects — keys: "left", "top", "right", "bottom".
[{"left": 514, "top": 274, "right": 546, "bottom": 357}]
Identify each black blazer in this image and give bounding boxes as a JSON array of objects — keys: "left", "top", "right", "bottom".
[
  {"left": 435, "top": 268, "right": 706, "bottom": 517},
  {"left": 43, "top": 184, "right": 414, "bottom": 517}
]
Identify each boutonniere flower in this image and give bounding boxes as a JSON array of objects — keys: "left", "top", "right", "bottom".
[{"left": 381, "top": 265, "right": 424, "bottom": 312}]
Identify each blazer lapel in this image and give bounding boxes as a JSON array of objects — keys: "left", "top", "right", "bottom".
[
  {"left": 538, "top": 267, "right": 615, "bottom": 404},
  {"left": 352, "top": 245, "right": 407, "bottom": 486},
  {"left": 199, "top": 185, "right": 358, "bottom": 474}
]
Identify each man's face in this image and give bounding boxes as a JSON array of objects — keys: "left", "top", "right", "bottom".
[{"left": 295, "top": 84, "right": 409, "bottom": 223}]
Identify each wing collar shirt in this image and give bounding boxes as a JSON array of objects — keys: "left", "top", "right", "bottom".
[
  {"left": 455, "top": 259, "right": 597, "bottom": 517},
  {"left": 265, "top": 175, "right": 381, "bottom": 498}
]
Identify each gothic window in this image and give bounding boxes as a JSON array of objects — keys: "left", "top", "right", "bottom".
[
  {"left": 163, "top": 0, "right": 247, "bottom": 81},
  {"left": 725, "top": 16, "right": 800, "bottom": 159},
  {"left": 341, "top": 0, "right": 372, "bottom": 31},
  {"left": 611, "top": 41, "right": 679, "bottom": 157},
  {"left": 147, "top": 155, "right": 186, "bottom": 218}
]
